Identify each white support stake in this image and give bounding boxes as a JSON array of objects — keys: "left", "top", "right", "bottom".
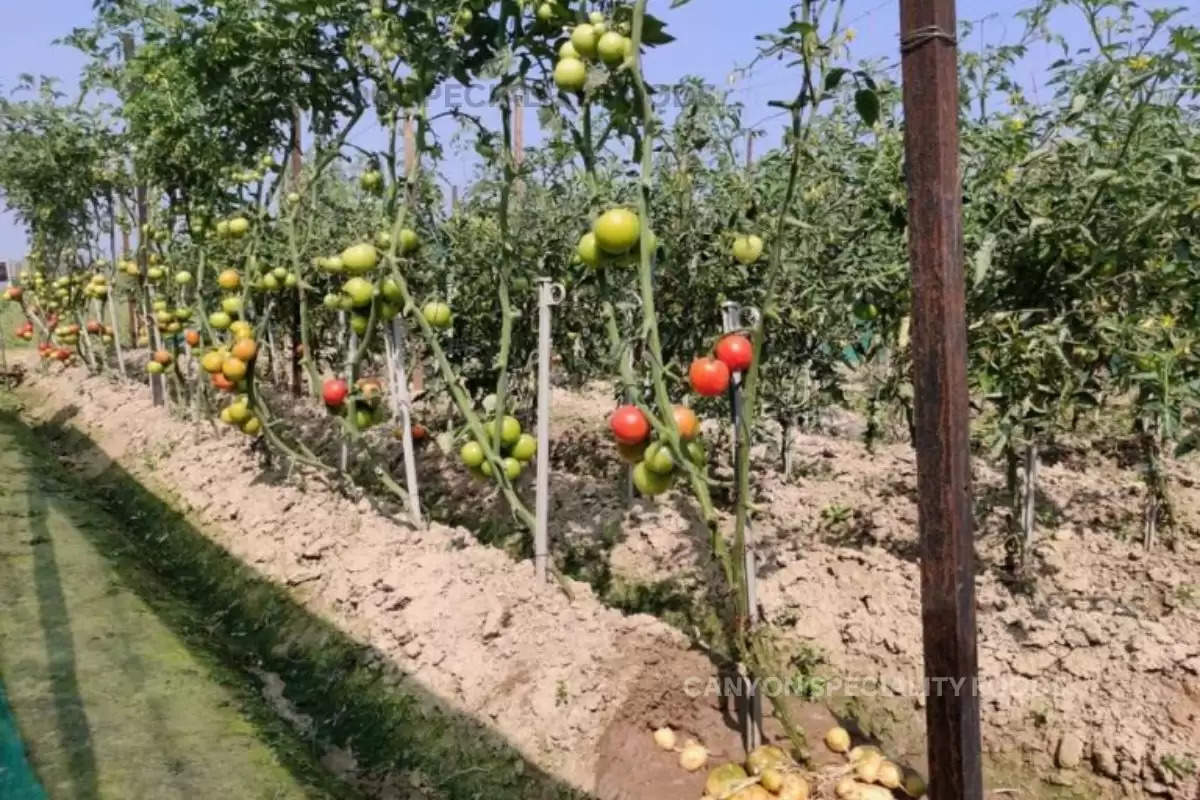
[
  {"left": 534, "top": 277, "right": 566, "bottom": 583},
  {"left": 386, "top": 318, "right": 422, "bottom": 527},
  {"left": 722, "top": 299, "right": 763, "bottom": 753}
]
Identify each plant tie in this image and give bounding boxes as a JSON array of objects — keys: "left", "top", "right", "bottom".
[{"left": 899, "top": 25, "right": 958, "bottom": 54}]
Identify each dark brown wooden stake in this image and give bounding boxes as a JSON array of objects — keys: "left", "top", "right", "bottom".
[
  {"left": 121, "top": 227, "right": 137, "bottom": 349},
  {"left": 121, "top": 32, "right": 163, "bottom": 407},
  {"left": 898, "top": 0, "right": 983, "bottom": 798},
  {"left": 290, "top": 106, "right": 303, "bottom": 397}
]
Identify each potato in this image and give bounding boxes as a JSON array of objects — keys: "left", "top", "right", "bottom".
[
  {"left": 777, "top": 773, "right": 810, "bottom": 800},
  {"left": 746, "top": 744, "right": 789, "bottom": 775},
  {"left": 824, "top": 726, "right": 851, "bottom": 754},
  {"left": 855, "top": 753, "right": 883, "bottom": 783},
  {"left": 877, "top": 761, "right": 902, "bottom": 789},
  {"left": 652, "top": 727, "right": 676, "bottom": 751},
  {"left": 760, "top": 768, "right": 785, "bottom": 793},
  {"left": 847, "top": 745, "right": 881, "bottom": 763},
  {"left": 679, "top": 741, "right": 709, "bottom": 772},
  {"left": 705, "top": 763, "right": 749, "bottom": 796}
]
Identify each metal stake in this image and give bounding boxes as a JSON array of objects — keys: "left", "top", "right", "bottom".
[
  {"left": 722, "top": 300, "right": 763, "bottom": 752},
  {"left": 534, "top": 277, "right": 566, "bottom": 583}
]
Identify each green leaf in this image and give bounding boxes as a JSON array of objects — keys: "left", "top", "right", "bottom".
[
  {"left": 853, "top": 89, "right": 880, "bottom": 126},
  {"left": 973, "top": 234, "right": 997, "bottom": 287},
  {"left": 824, "top": 68, "right": 847, "bottom": 92},
  {"left": 782, "top": 21, "right": 816, "bottom": 36},
  {"left": 1085, "top": 168, "right": 1118, "bottom": 183},
  {"left": 640, "top": 14, "right": 676, "bottom": 46}
]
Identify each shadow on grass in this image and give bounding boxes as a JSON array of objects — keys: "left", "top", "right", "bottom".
[
  {"left": 6, "top": 405, "right": 589, "bottom": 800},
  {"left": 24, "top": 475, "right": 100, "bottom": 800}
]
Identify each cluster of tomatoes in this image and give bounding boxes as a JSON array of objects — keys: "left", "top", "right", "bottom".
[
  {"left": 610, "top": 403, "right": 705, "bottom": 497},
  {"left": 11, "top": 318, "right": 34, "bottom": 342},
  {"left": 553, "top": 12, "right": 636, "bottom": 93},
  {"left": 314, "top": 232, "right": 454, "bottom": 337},
  {"left": 37, "top": 341, "right": 75, "bottom": 363},
  {"left": 606, "top": 333, "right": 755, "bottom": 498},
  {"left": 458, "top": 415, "right": 538, "bottom": 481},
  {"left": 322, "top": 375, "right": 392, "bottom": 431},
  {"left": 217, "top": 393, "right": 262, "bottom": 437},
  {"left": 688, "top": 333, "right": 754, "bottom": 397},
  {"left": 576, "top": 207, "right": 650, "bottom": 269},
  {"left": 196, "top": 320, "right": 255, "bottom": 393}
]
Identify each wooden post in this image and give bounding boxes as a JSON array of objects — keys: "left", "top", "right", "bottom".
[
  {"left": 898, "top": 0, "right": 983, "bottom": 798},
  {"left": 122, "top": 32, "right": 163, "bottom": 407},
  {"left": 290, "top": 106, "right": 303, "bottom": 397},
  {"left": 121, "top": 227, "right": 137, "bottom": 349},
  {"left": 403, "top": 113, "right": 426, "bottom": 396}
]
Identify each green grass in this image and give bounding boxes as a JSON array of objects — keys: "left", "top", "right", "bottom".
[{"left": 1, "top": 396, "right": 587, "bottom": 800}]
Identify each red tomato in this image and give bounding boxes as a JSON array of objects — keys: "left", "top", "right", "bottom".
[
  {"left": 610, "top": 404, "right": 650, "bottom": 445},
  {"left": 410, "top": 424, "right": 428, "bottom": 441},
  {"left": 714, "top": 334, "right": 754, "bottom": 373},
  {"left": 672, "top": 405, "right": 700, "bottom": 441},
  {"left": 211, "top": 373, "right": 235, "bottom": 392},
  {"left": 689, "top": 357, "right": 730, "bottom": 397},
  {"left": 323, "top": 377, "right": 349, "bottom": 408}
]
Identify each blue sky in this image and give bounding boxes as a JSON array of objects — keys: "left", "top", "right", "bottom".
[{"left": 0, "top": 0, "right": 1073, "bottom": 261}]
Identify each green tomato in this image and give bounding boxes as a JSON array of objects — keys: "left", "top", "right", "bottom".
[
  {"left": 381, "top": 278, "right": 403, "bottom": 303},
  {"left": 341, "top": 243, "right": 379, "bottom": 274},
  {"left": 342, "top": 277, "right": 375, "bottom": 308},
  {"left": 422, "top": 301, "right": 452, "bottom": 329},
  {"left": 597, "top": 31, "right": 627, "bottom": 66},
  {"left": 511, "top": 433, "right": 537, "bottom": 462},
  {"left": 853, "top": 300, "right": 879, "bottom": 321},
  {"left": 486, "top": 415, "right": 522, "bottom": 447},
  {"left": 593, "top": 208, "right": 640, "bottom": 254},
  {"left": 174, "top": 270, "right": 194, "bottom": 285},
  {"left": 461, "top": 440, "right": 486, "bottom": 468},
  {"left": 570, "top": 23, "right": 598, "bottom": 59},
  {"left": 732, "top": 234, "right": 764, "bottom": 265},
  {"left": 633, "top": 461, "right": 673, "bottom": 496},
  {"left": 221, "top": 296, "right": 243, "bottom": 315},
  {"left": 209, "top": 311, "right": 232, "bottom": 330},
  {"left": 398, "top": 228, "right": 420, "bottom": 254},
  {"left": 350, "top": 314, "right": 370, "bottom": 336},
  {"left": 643, "top": 441, "right": 676, "bottom": 475},
  {"left": 228, "top": 217, "right": 250, "bottom": 237},
  {"left": 577, "top": 232, "right": 600, "bottom": 268},
  {"left": 322, "top": 293, "right": 340, "bottom": 310},
  {"left": 502, "top": 457, "right": 523, "bottom": 481},
  {"left": 554, "top": 57, "right": 587, "bottom": 92}
]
